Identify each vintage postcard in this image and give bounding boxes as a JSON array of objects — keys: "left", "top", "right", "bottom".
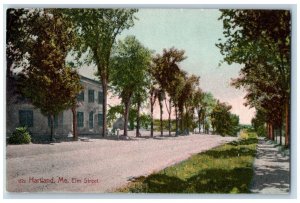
[{"left": 5, "top": 7, "right": 292, "bottom": 196}]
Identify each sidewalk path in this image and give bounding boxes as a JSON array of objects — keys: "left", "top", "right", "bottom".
[{"left": 250, "top": 137, "right": 290, "bottom": 194}]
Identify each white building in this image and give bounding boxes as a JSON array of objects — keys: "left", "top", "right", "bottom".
[{"left": 6, "top": 75, "right": 104, "bottom": 141}]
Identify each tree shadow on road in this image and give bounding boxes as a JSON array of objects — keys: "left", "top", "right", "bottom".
[
  {"left": 125, "top": 167, "right": 253, "bottom": 193},
  {"left": 229, "top": 138, "right": 258, "bottom": 146},
  {"left": 200, "top": 147, "right": 257, "bottom": 159},
  {"left": 118, "top": 137, "right": 258, "bottom": 193},
  {"left": 250, "top": 167, "right": 290, "bottom": 193},
  {"left": 250, "top": 138, "right": 290, "bottom": 193}
]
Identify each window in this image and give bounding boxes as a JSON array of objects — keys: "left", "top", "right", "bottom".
[
  {"left": 19, "top": 110, "right": 33, "bottom": 127},
  {"left": 88, "top": 89, "right": 94, "bottom": 103},
  {"left": 98, "top": 113, "right": 103, "bottom": 127},
  {"left": 89, "top": 111, "right": 94, "bottom": 129},
  {"left": 77, "top": 91, "right": 84, "bottom": 102},
  {"left": 48, "top": 115, "right": 58, "bottom": 128},
  {"left": 98, "top": 91, "right": 103, "bottom": 104},
  {"left": 77, "top": 112, "right": 84, "bottom": 127}
]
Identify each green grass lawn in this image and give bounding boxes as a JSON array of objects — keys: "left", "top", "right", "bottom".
[{"left": 117, "top": 131, "right": 258, "bottom": 193}]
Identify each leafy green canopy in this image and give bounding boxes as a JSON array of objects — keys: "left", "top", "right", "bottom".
[
  {"left": 6, "top": 8, "right": 31, "bottom": 73},
  {"left": 110, "top": 36, "right": 152, "bottom": 103},
  {"left": 216, "top": 10, "right": 291, "bottom": 129},
  {"left": 66, "top": 9, "right": 138, "bottom": 76},
  {"left": 151, "top": 47, "right": 187, "bottom": 95},
  {"left": 18, "top": 9, "right": 82, "bottom": 116},
  {"left": 211, "top": 101, "right": 240, "bottom": 136},
  {"left": 65, "top": 9, "right": 138, "bottom": 136}
]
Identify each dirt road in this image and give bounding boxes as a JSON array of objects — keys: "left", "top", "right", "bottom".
[{"left": 6, "top": 132, "right": 236, "bottom": 193}]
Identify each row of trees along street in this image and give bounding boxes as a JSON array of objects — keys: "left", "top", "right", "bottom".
[
  {"left": 217, "top": 10, "right": 291, "bottom": 147},
  {"left": 7, "top": 8, "right": 242, "bottom": 141}
]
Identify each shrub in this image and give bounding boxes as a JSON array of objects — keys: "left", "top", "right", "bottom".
[
  {"left": 8, "top": 127, "right": 31, "bottom": 144},
  {"left": 256, "top": 125, "right": 267, "bottom": 137}
]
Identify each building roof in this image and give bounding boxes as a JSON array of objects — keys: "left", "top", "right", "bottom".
[{"left": 79, "top": 75, "right": 101, "bottom": 85}]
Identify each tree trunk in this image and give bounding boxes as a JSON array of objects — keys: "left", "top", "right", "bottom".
[
  {"left": 284, "top": 100, "right": 289, "bottom": 147},
  {"left": 71, "top": 106, "right": 78, "bottom": 141},
  {"left": 168, "top": 113, "right": 171, "bottom": 136},
  {"left": 50, "top": 114, "right": 54, "bottom": 141},
  {"left": 271, "top": 124, "right": 274, "bottom": 141},
  {"left": 268, "top": 123, "right": 271, "bottom": 140},
  {"left": 136, "top": 101, "right": 141, "bottom": 137},
  {"left": 7, "top": 59, "right": 13, "bottom": 78},
  {"left": 184, "top": 107, "right": 188, "bottom": 134},
  {"left": 6, "top": 60, "right": 14, "bottom": 105},
  {"left": 123, "top": 99, "right": 131, "bottom": 137},
  {"left": 175, "top": 105, "right": 179, "bottom": 136},
  {"left": 270, "top": 124, "right": 272, "bottom": 140},
  {"left": 101, "top": 76, "right": 108, "bottom": 137},
  {"left": 266, "top": 123, "right": 270, "bottom": 139},
  {"left": 150, "top": 101, "right": 154, "bottom": 137},
  {"left": 279, "top": 124, "right": 282, "bottom": 145},
  {"left": 166, "top": 99, "right": 171, "bottom": 136},
  {"left": 203, "top": 119, "right": 205, "bottom": 134},
  {"left": 180, "top": 110, "right": 183, "bottom": 134},
  {"left": 198, "top": 110, "right": 201, "bottom": 134},
  {"left": 159, "top": 99, "right": 163, "bottom": 137},
  {"left": 270, "top": 123, "right": 272, "bottom": 139},
  {"left": 185, "top": 110, "right": 190, "bottom": 135}
]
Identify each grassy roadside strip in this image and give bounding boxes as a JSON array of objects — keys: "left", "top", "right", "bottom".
[{"left": 116, "top": 131, "right": 258, "bottom": 193}]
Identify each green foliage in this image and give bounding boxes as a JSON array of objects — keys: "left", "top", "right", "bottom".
[
  {"left": 217, "top": 10, "right": 291, "bottom": 144},
  {"left": 15, "top": 9, "right": 83, "bottom": 139},
  {"left": 177, "top": 75, "right": 200, "bottom": 113},
  {"left": 18, "top": 9, "right": 83, "bottom": 114},
  {"left": 117, "top": 134, "right": 258, "bottom": 193},
  {"left": 110, "top": 36, "right": 152, "bottom": 101},
  {"left": 110, "top": 36, "right": 152, "bottom": 135},
  {"left": 139, "top": 114, "right": 152, "bottom": 129},
  {"left": 8, "top": 127, "right": 31, "bottom": 144},
  {"left": 107, "top": 105, "right": 124, "bottom": 127},
  {"left": 178, "top": 75, "right": 200, "bottom": 131},
  {"left": 255, "top": 126, "right": 266, "bottom": 137},
  {"left": 66, "top": 9, "right": 138, "bottom": 68},
  {"left": 66, "top": 8, "right": 138, "bottom": 136},
  {"left": 153, "top": 118, "right": 198, "bottom": 133},
  {"left": 251, "top": 110, "right": 267, "bottom": 137},
  {"left": 6, "top": 9, "right": 33, "bottom": 74},
  {"left": 198, "top": 92, "right": 217, "bottom": 132},
  {"left": 239, "top": 124, "right": 254, "bottom": 131},
  {"left": 151, "top": 47, "right": 188, "bottom": 135},
  {"left": 153, "top": 119, "right": 177, "bottom": 131},
  {"left": 229, "top": 114, "right": 241, "bottom": 136},
  {"left": 108, "top": 104, "right": 147, "bottom": 130},
  {"left": 211, "top": 101, "right": 240, "bottom": 136},
  {"left": 192, "top": 88, "right": 202, "bottom": 113},
  {"left": 128, "top": 108, "right": 138, "bottom": 130},
  {"left": 181, "top": 111, "right": 196, "bottom": 133},
  {"left": 151, "top": 47, "right": 187, "bottom": 95}
]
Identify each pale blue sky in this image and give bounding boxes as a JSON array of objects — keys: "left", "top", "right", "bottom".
[{"left": 79, "top": 9, "right": 255, "bottom": 124}]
